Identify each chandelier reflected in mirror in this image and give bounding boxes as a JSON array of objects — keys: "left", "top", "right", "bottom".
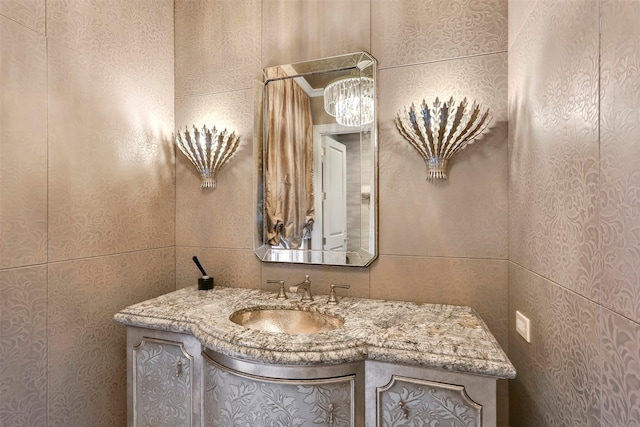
[{"left": 323, "top": 76, "right": 374, "bottom": 127}]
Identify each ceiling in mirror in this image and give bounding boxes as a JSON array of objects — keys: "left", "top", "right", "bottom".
[{"left": 254, "top": 52, "right": 377, "bottom": 267}]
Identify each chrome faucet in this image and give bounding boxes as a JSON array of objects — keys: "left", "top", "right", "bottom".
[{"left": 289, "top": 275, "right": 313, "bottom": 301}]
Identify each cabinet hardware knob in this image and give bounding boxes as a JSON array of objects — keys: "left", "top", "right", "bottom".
[
  {"left": 398, "top": 401, "right": 409, "bottom": 419},
  {"left": 176, "top": 360, "right": 183, "bottom": 377},
  {"left": 328, "top": 403, "right": 335, "bottom": 426}
]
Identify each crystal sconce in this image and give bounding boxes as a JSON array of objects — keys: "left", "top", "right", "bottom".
[
  {"left": 324, "top": 76, "right": 374, "bottom": 127},
  {"left": 175, "top": 125, "right": 240, "bottom": 189},
  {"left": 395, "top": 97, "right": 492, "bottom": 180}
]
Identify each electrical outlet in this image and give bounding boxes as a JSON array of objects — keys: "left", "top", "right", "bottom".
[{"left": 516, "top": 310, "right": 531, "bottom": 343}]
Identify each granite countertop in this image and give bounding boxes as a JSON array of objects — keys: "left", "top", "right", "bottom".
[{"left": 114, "top": 286, "right": 516, "bottom": 379}]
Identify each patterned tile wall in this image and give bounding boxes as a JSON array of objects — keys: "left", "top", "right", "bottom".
[
  {"left": 509, "top": 0, "right": 640, "bottom": 424},
  {"left": 508, "top": 0, "right": 600, "bottom": 301},
  {"left": 0, "top": 266, "right": 48, "bottom": 426},
  {"left": 600, "top": 0, "right": 640, "bottom": 325},
  {"left": 0, "top": 16, "right": 47, "bottom": 269},
  {"left": 46, "top": 0, "right": 174, "bottom": 94},
  {"left": 0, "top": 0, "right": 45, "bottom": 34},
  {"left": 47, "top": 250, "right": 175, "bottom": 427},
  {"left": 261, "top": 0, "right": 371, "bottom": 66},
  {"left": 47, "top": 40, "right": 175, "bottom": 262},
  {"left": 371, "top": 0, "right": 507, "bottom": 68},
  {"left": 0, "top": 0, "right": 176, "bottom": 425}
]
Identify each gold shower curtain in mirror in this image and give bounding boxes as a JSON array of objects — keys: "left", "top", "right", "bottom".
[{"left": 265, "top": 68, "right": 314, "bottom": 249}]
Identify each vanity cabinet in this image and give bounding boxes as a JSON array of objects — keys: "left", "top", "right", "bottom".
[
  {"left": 126, "top": 328, "right": 202, "bottom": 427},
  {"left": 117, "top": 288, "right": 514, "bottom": 427},
  {"left": 124, "top": 327, "right": 496, "bottom": 427}
]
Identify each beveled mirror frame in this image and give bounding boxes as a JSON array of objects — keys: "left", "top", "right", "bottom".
[{"left": 254, "top": 52, "right": 378, "bottom": 267}]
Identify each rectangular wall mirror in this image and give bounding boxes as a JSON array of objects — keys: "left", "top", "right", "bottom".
[{"left": 254, "top": 52, "right": 377, "bottom": 267}]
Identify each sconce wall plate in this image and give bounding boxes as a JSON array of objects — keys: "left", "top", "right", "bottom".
[
  {"left": 176, "top": 125, "right": 240, "bottom": 189},
  {"left": 395, "top": 97, "right": 492, "bottom": 180}
]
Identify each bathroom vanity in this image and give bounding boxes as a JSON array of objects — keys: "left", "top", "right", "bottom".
[{"left": 114, "top": 286, "right": 515, "bottom": 427}]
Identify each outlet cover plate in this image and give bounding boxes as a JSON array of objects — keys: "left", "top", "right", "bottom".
[{"left": 516, "top": 310, "right": 531, "bottom": 343}]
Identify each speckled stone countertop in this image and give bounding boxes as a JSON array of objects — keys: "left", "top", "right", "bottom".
[{"left": 114, "top": 286, "right": 515, "bottom": 379}]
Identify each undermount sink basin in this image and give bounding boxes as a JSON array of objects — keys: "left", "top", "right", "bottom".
[{"left": 230, "top": 308, "right": 344, "bottom": 334}]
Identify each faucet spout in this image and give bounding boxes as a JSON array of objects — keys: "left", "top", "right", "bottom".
[{"left": 289, "top": 275, "right": 313, "bottom": 301}]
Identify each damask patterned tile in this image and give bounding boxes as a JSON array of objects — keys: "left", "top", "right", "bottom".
[
  {"left": 507, "top": 0, "right": 537, "bottom": 49},
  {"left": 46, "top": 0, "right": 174, "bottom": 93},
  {"left": 0, "top": 0, "right": 45, "bottom": 34},
  {"left": 508, "top": 263, "right": 601, "bottom": 426},
  {"left": 599, "top": 0, "right": 640, "bottom": 324},
  {"left": 371, "top": 0, "right": 507, "bottom": 68},
  {"left": 378, "top": 53, "right": 508, "bottom": 259},
  {"left": 0, "top": 266, "right": 47, "bottom": 427},
  {"left": 175, "top": 0, "right": 261, "bottom": 97},
  {"left": 47, "top": 248, "right": 175, "bottom": 427},
  {"left": 508, "top": 0, "right": 600, "bottom": 301},
  {"left": 175, "top": 89, "right": 255, "bottom": 250},
  {"left": 0, "top": 17, "right": 47, "bottom": 269},
  {"left": 47, "top": 42, "right": 175, "bottom": 262},
  {"left": 370, "top": 255, "right": 508, "bottom": 349},
  {"left": 176, "top": 247, "right": 261, "bottom": 290},
  {"left": 600, "top": 308, "right": 640, "bottom": 426},
  {"left": 261, "top": 0, "right": 370, "bottom": 67},
  {"left": 260, "top": 261, "right": 371, "bottom": 300}
]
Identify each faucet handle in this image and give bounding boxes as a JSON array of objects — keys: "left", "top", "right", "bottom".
[
  {"left": 267, "top": 280, "right": 288, "bottom": 300},
  {"left": 327, "top": 284, "right": 350, "bottom": 305}
]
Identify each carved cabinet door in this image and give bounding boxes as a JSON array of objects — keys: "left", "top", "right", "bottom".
[
  {"left": 203, "top": 356, "right": 356, "bottom": 426},
  {"left": 365, "top": 361, "right": 496, "bottom": 427},
  {"left": 127, "top": 329, "right": 202, "bottom": 427},
  {"left": 377, "top": 376, "right": 483, "bottom": 427}
]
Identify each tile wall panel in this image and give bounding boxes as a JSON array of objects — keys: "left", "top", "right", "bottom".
[
  {"left": 47, "top": 42, "right": 175, "bottom": 262},
  {"left": 47, "top": 248, "right": 175, "bottom": 427},
  {"left": 600, "top": 0, "right": 640, "bottom": 324},
  {"left": 175, "top": 89, "right": 255, "bottom": 249},
  {"left": 0, "top": 0, "right": 45, "bottom": 34},
  {"left": 600, "top": 308, "right": 640, "bottom": 426},
  {"left": 46, "top": 0, "right": 174, "bottom": 93},
  {"left": 0, "top": 17, "right": 47, "bottom": 269},
  {"left": 508, "top": 263, "right": 601, "bottom": 427},
  {"left": 508, "top": 0, "right": 600, "bottom": 301},
  {"left": 370, "top": 256, "right": 508, "bottom": 348},
  {"left": 175, "top": 0, "right": 261, "bottom": 98},
  {"left": 507, "top": 0, "right": 536, "bottom": 49},
  {"left": 0, "top": 266, "right": 47, "bottom": 427},
  {"left": 371, "top": 0, "right": 507, "bottom": 68},
  {"left": 261, "top": 0, "right": 370, "bottom": 67},
  {"left": 176, "top": 247, "right": 262, "bottom": 290},
  {"left": 378, "top": 53, "right": 508, "bottom": 259}
]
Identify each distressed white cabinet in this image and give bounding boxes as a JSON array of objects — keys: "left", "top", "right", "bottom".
[{"left": 126, "top": 328, "right": 202, "bottom": 427}]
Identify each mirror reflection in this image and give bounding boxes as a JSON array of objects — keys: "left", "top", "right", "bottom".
[{"left": 255, "top": 52, "right": 377, "bottom": 266}]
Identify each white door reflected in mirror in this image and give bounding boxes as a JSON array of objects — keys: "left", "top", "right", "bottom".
[{"left": 322, "top": 136, "right": 347, "bottom": 251}]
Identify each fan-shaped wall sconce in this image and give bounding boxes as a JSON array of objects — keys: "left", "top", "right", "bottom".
[
  {"left": 175, "top": 125, "right": 240, "bottom": 189},
  {"left": 395, "top": 97, "right": 492, "bottom": 180}
]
